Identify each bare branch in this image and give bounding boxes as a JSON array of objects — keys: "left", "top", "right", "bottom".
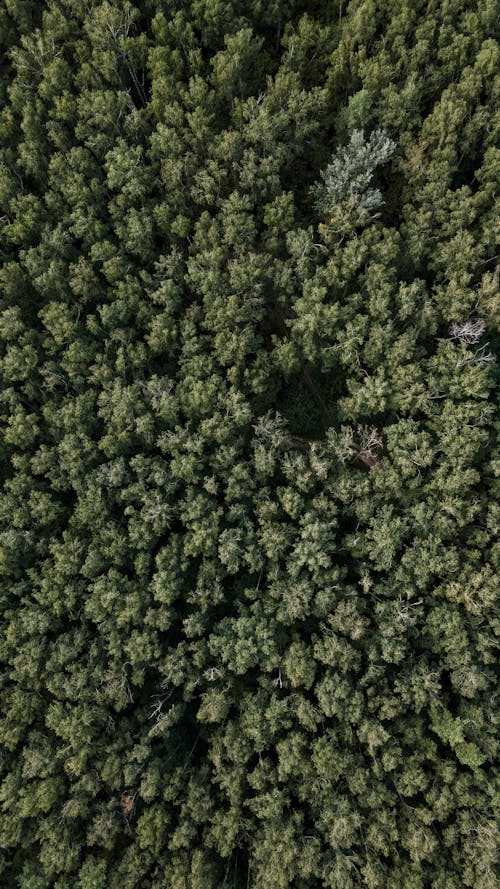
[{"left": 449, "top": 319, "right": 486, "bottom": 345}]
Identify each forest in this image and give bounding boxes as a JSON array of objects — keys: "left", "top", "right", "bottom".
[{"left": 0, "top": 1, "right": 498, "bottom": 887}]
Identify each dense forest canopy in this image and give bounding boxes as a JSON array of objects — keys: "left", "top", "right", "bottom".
[{"left": 0, "top": 1, "right": 498, "bottom": 887}]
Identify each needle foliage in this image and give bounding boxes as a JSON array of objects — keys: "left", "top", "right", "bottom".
[{"left": 0, "top": 2, "right": 498, "bottom": 888}]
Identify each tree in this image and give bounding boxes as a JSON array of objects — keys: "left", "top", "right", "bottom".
[{"left": 311, "top": 128, "right": 396, "bottom": 235}]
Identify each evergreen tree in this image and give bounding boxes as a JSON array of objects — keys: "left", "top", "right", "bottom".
[{"left": 0, "top": 1, "right": 497, "bottom": 887}]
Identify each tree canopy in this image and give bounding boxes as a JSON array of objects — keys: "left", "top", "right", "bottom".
[{"left": 0, "top": 1, "right": 498, "bottom": 887}]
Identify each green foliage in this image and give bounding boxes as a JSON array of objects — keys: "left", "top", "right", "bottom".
[
  {"left": 0, "top": 1, "right": 498, "bottom": 888},
  {"left": 311, "top": 128, "right": 396, "bottom": 234}
]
